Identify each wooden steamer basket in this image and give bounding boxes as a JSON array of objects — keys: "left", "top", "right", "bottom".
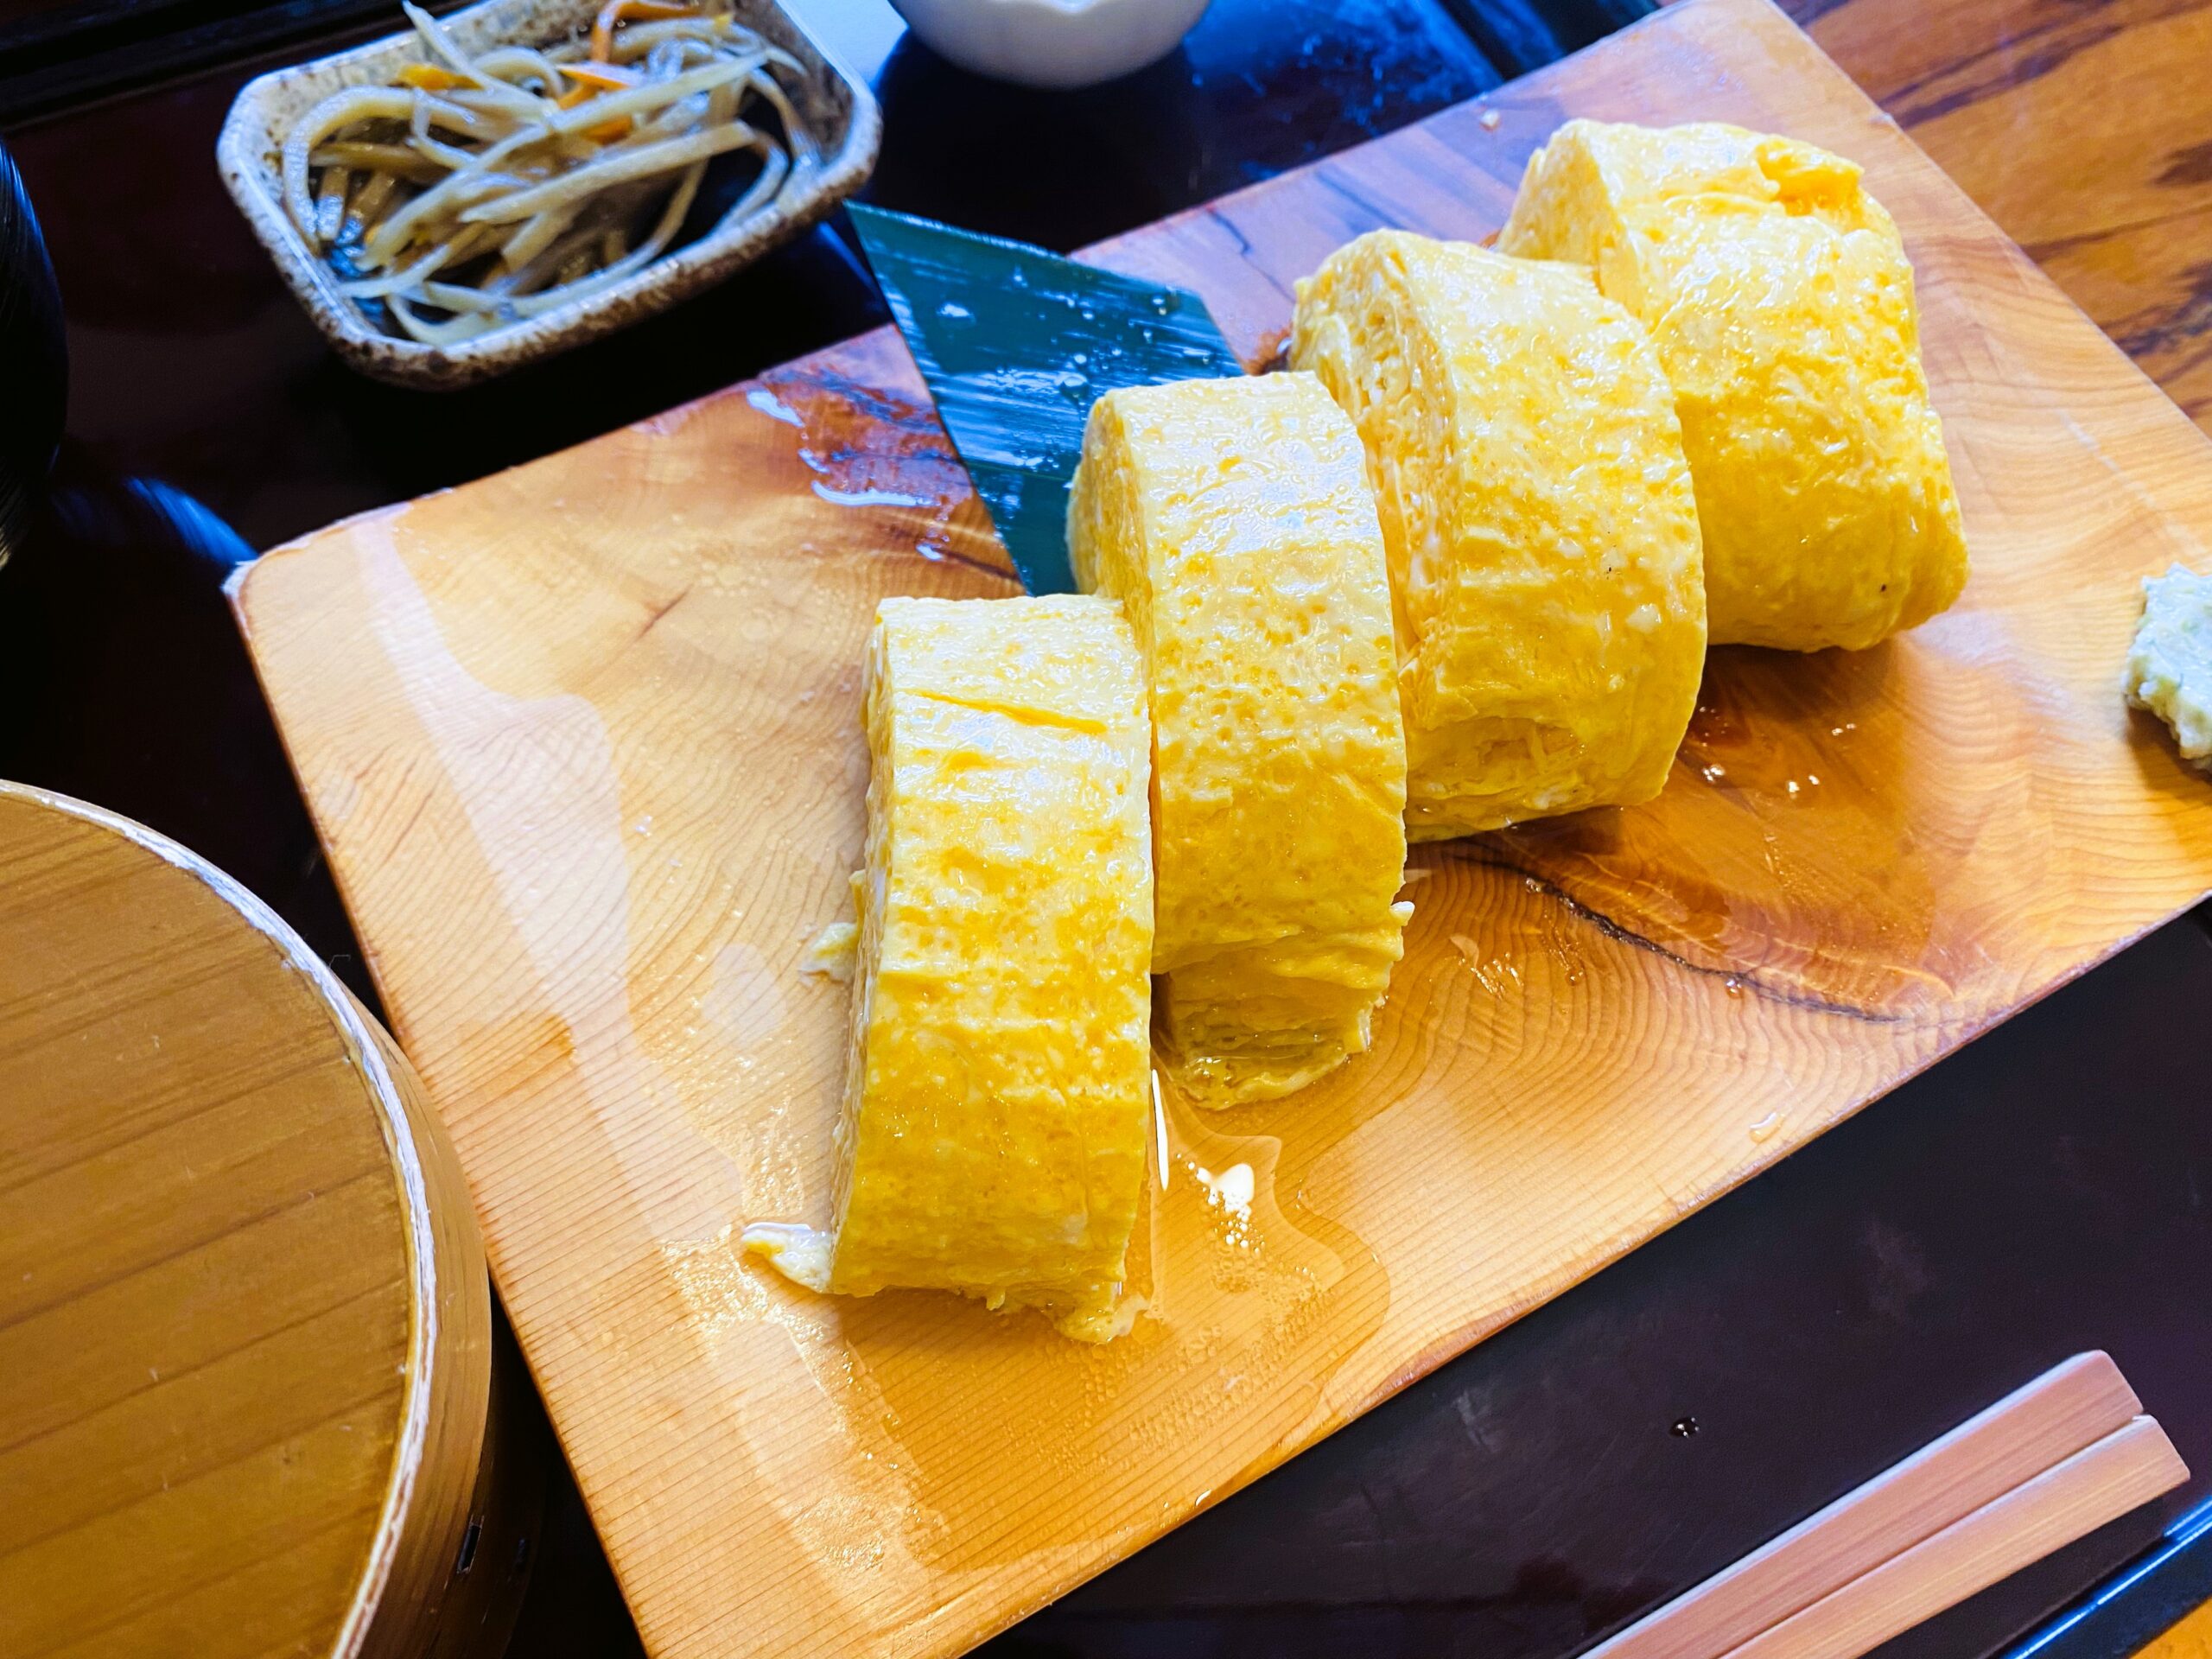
[{"left": 0, "top": 783, "right": 533, "bottom": 1657}]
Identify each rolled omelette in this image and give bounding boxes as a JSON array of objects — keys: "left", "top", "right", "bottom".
[
  {"left": 1067, "top": 372, "right": 1409, "bottom": 1105},
  {"left": 1291, "top": 231, "right": 1707, "bottom": 841},
  {"left": 1499, "top": 119, "right": 1968, "bottom": 652},
  {"left": 743, "top": 594, "right": 1154, "bottom": 1343}
]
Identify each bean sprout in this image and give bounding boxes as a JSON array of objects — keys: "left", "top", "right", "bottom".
[{"left": 279, "top": 0, "right": 810, "bottom": 346}]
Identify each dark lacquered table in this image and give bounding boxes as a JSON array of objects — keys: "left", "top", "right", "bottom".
[{"left": 4, "top": 1, "right": 2211, "bottom": 1655}]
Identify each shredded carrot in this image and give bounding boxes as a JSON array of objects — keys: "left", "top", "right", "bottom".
[
  {"left": 589, "top": 0, "right": 696, "bottom": 60},
  {"left": 395, "top": 62, "right": 472, "bottom": 90},
  {"left": 556, "top": 60, "right": 643, "bottom": 91},
  {"left": 556, "top": 79, "right": 632, "bottom": 142}
]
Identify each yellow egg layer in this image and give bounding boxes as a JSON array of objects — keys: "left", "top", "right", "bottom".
[
  {"left": 1500, "top": 118, "right": 1968, "bottom": 652},
  {"left": 1292, "top": 230, "right": 1707, "bottom": 840},
  {"left": 1068, "top": 372, "right": 1409, "bottom": 1104},
  {"left": 748, "top": 594, "right": 1154, "bottom": 1342}
]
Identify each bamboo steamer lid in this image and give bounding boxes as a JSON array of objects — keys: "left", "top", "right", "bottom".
[{"left": 0, "top": 784, "right": 523, "bottom": 1658}]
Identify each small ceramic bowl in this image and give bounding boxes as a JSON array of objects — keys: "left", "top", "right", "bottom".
[
  {"left": 889, "top": 0, "right": 1211, "bottom": 88},
  {"left": 218, "top": 0, "right": 880, "bottom": 389}
]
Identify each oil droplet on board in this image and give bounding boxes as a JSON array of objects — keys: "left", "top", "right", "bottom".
[
  {"left": 810, "top": 481, "right": 932, "bottom": 510},
  {"left": 1147, "top": 1070, "right": 1344, "bottom": 1314},
  {"left": 1670, "top": 1415, "right": 1700, "bottom": 1438},
  {"left": 1151, "top": 1071, "right": 1171, "bottom": 1192},
  {"left": 1450, "top": 933, "right": 1523, "bottom": 997},
  {"left": 744, "top": 385, "right": 804, "bottom": 428},
  {"left": 704, "top": 942, "right": 793, "bottom": 1048},
  {"left": 1546, "top": 927, "right": 1587, "bottom": 988},
  {"left": 1192, "top": 1162, "right": 1255, "bottom": 1237},
  {"left": 1749, "top": 1111, "right": 1783, "bottom": 1143}
]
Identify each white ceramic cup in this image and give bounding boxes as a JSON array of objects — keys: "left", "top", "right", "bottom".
[{"left": 888, "top": 0, "right": 1211, "bottom": 89}]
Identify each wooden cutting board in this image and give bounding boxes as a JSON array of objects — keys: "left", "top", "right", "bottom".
[{"left": 231, "top": 0, "right": 2212, "bottom": 1652}]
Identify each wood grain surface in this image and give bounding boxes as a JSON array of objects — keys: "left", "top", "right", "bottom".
[
  {"left": 231, "top": 1, "right": 2212, "bottom": 1654},
  {"left": 1792, "top": 0, "right": 2212, "bottom": 438},
  {"left": 0, "top": 784, "right": 517, "bottom": 1659}
]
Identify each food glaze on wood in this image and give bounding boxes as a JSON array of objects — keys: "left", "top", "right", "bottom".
[{"left": 232, "top": 1, "right": 2212, "bottom": 1654}]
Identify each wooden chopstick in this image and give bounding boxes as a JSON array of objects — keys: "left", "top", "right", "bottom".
[
  {"left": 1586, "top": 1353, "right": 2145, "bottom": 1659},
  {"left": 1722, "top": 1415, "right": 2189, "bottom": 1659}
]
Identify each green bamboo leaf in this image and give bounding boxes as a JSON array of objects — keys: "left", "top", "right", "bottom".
[{"left": 850, "top": 203, "right": 1243, "bottom": 594}]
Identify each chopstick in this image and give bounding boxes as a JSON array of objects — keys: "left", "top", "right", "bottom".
[
  {"left": 1723, "top": 1416, "right": 2188, "bottom": 1659},
  {"left": 1586, "top": 1352, "right": 2187, "bottom": 1659}
]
